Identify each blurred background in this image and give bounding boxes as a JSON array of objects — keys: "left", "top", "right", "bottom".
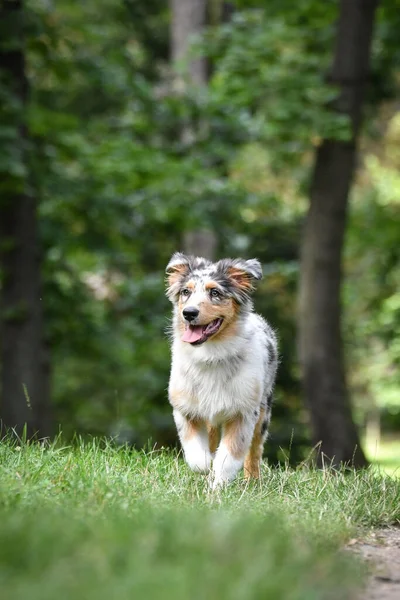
[{"left": 0, "top": 0, "right": 399, "bottom": 472}]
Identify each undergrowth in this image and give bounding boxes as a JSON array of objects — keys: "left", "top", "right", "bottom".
[{"left": 0, "top": 436, "right": 398, "bottom": 600}]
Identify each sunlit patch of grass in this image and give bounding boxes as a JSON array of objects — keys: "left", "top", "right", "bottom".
[
  {"left": 365, "top": 435, "right": 400, "bottom": 477},
  {"left": 0, "top": 436, "right": 399, "bottom": 600}
]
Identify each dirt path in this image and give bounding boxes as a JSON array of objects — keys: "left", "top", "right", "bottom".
[{"left": 352, "top": 527, "right": 400, "bottom": 600}]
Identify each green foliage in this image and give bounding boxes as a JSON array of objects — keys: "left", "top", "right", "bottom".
[
  {"left": 345, "top": 111, "right": 400, "bottom": 422},
  {"left": 200, "top": 8, "right": 351, "bottom": 160},
  {"left": 1, "top": 0, "right": 399, "bottom": 448},
  {"left": 0, "top": 1, "right": 26, "bottom": 197},
  {"left": 24, "top": 0, "right": 327, "bottom": 448},
  {"left": 370, "top": 0, "right": 400, "bottom": 103}
]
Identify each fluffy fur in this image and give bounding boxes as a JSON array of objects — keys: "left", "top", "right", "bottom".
[{"left": 165, "top": 252, "right": 278, "bottom": 488}]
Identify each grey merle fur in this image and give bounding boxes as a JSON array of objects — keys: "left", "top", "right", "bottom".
[{"left": 166, "top": 253, "right": 262, "bottom": 309}]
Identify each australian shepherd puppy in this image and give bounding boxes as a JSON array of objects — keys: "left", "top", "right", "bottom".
[{"left": 165, "top": 253, "right": 278, "bottom": 488}]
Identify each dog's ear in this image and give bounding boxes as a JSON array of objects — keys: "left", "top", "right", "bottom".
[
  {"left": 165, "top": 253, "right": 191, "bottom": 301},
  {"left": 236, "top": 259, "right": 263, "bottom": 281},
  {"left": 224, "top": 258, "right": 263, "bottom": 301}
]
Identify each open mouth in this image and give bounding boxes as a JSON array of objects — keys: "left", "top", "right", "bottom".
[{"left": 182, "top": 318, "right": 224, "bottom": 346}]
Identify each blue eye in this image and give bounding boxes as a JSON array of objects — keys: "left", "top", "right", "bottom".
[
  {"left": 210, "top": 288, "right": 221, "bottom": 299},
  {"left": 181, "top": 288, "right": 191, "bottom": 297}
]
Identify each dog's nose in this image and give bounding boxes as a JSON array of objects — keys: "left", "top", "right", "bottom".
[{"left": 182, "top": 307, "right": 199, "bottom": 322}]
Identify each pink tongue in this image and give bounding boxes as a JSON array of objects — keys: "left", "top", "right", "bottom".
[{"left": 182, "top": 325, "right": 204, "bottom": 343}]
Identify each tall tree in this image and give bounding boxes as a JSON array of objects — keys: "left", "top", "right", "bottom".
[
  {"left": 0, "top": 0, "right": 51, "bottom": 436},
  {"left": 298, "top": 0, "right": 379, "bottom": 466},
  {"left": 170, "top": 0, "right": 217, "bottom": 260},
  {"left": 170, "top": 0, "right": 208, "bottom": 87}
]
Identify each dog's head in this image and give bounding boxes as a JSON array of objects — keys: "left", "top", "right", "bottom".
[{"left": 165, "top": 253, "right": 262, "bottom": 346}]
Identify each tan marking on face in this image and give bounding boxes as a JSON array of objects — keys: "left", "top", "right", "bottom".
[
  {"left": 196, "top": 299, "right": 226, "bottom": 325},
  {"left": 205, "top": 281, "right": 220, "bottom": 291},
  {"left": 223, "top": 415, "right": 247, "bottom": 460},
  {"left": 207, "top": 422, "right": 220, "bottom": 454},
  {"left": 177, "top": 279, "right": 241, "bottom": 342},
  {"left": 196, "top": 294, "right": 237, "bottom": 329},
  {"left": 208, "top": 299, "right": 240, "bottom": 342},
  {"left": 244, "top": 407, "right": 266, "bottom": 479}
]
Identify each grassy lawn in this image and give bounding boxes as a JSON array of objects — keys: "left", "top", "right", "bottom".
[
  {"left": 365, "top": 436, "right": 400, "bottom": 477},
  {"left": 0, "top": 438, "right": 399, "bottom": 600}
]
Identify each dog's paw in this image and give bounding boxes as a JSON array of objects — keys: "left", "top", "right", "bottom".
[
  {"left": 210, "top": 476, "right": 228, "bottom": 491},
  {"left": 211, "top": 447, "right": 243, "bottom": 488},
  {"left": 185, "top": 448, "right": 212, "bottom": 473}
]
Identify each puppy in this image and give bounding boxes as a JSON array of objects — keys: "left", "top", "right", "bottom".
[{"left": 165, "top": 253, "right": 278, "bottom": 487}]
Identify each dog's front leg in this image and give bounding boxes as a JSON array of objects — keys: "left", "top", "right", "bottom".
[
  {"left": 212, "top": 415, "right": 255, "bottom": 488},
  {"left": 173, "top": 409, "right": 212, "bottom": 473}
]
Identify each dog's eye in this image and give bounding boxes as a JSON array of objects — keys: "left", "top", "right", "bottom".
[
  {"left": 181, "top": 288, "right": 191, "bottom": 297},
  {"left": 210, "top": 288, "right": 221, "bottom": 299}
]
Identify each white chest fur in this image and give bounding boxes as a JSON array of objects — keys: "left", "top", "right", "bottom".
[{"left": 169, "top": 313, "right": 271, "bottom": 424}]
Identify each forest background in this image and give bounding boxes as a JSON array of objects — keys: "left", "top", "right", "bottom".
[{"left": 0, "top": 0, "right": 399, "bottom": 469}]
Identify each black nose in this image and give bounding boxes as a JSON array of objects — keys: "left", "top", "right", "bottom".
[{"left": 182, "top": 307, "right": 199, "bottom": 322}]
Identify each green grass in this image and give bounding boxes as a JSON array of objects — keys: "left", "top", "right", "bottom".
[
  {"left": 0, "top": 438, "right": 399, "bottom": 600},
  {"left": 365, "top": 436, "right": 400, "bottom": 477}
]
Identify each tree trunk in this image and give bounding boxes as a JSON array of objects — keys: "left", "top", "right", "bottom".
[
  {"left": 298, "top": 0, "right": 379, "bottom": 467},
  {"left": 0, "top": 0, "right": 52, "bottom": 437},
  {"left": 170, "top": 0, "right": 208, "bottom": 87},
  {"left": 182, "top": 229, "right": 217, "bottom": 260},
  {"left": 170, "top": 0, "right": 217, "bottom": 260}
]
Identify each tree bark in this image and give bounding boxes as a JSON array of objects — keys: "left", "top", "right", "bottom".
[
  {"left": 183, "top": 229, "right": 217, "bottom": 260},
  {"left": 0, "top": 0, "right": 52, "bottom": 437},
  {"left": 170, "top": 0, "right": 217, "bottom": 260},
  {"left": 298, "top": 0, "right": 379, "bottom": 467},
  {"left": 170, "top": 0, "right": 208, "bottom": 87}
]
